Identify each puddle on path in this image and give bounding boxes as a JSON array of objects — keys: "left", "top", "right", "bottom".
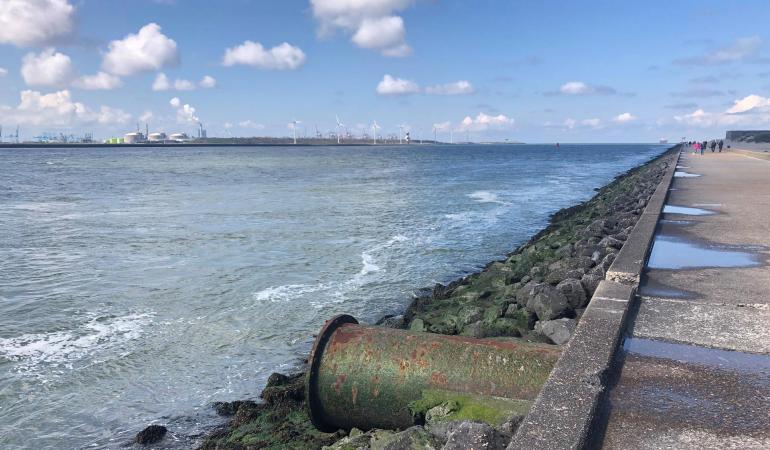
[
  {"left": 659, "top": 219, "right": 693, "bottom": 225},
  {"left": 676, "top": 165, "right": 690, "bottom": 169},
  {"left": 662, "top": 205, "right": 715, "bottom": 215},
  {"left": 674, "top": 171, "right": 701, "bottom": 178},
  {"left": 638, "top": 274, "right": 694, "bottom": 298},
  {"left": 692, "top": 203, "right": 722, "bottom": 207},
  {"left": 624, "top": 337, "right": 770, "bottom": 375},
  {"left": 648, "top": 235, "right": 761, "bottom": 269}
]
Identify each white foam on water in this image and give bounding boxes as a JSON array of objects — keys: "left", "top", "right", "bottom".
[
  {"left": 0, "top": 313, "right": 153, "bottom": 377},
  {"left": 253, "top": 283, "right": 328, "bottom": 303},
  {"left": 468, "top": 191, "right": 505, "bottom": 204}
]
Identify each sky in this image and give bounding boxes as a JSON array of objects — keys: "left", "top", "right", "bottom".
[{"left": 2, "top": 0, "right": 770, "bottom": 142}]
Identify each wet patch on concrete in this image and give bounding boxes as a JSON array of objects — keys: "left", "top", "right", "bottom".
[
  {"left": 648, "top": 235, "right": 762, "bottom": 270},
  {"left": 675, "top": 165, "right": 689, "bottom": 169},
  {"left": 674, "top": 171, "right": 701, "bottom": 178},
  {"left": 691, "top": 203, "right": 722, "bottom": 208},
  {"left": 662, "top": 205, "right": 715, "bottom": 215},
  {"left": 601, "top": 348, "right": 770, "bottom": 447},
  {"left": 638, "top": 272, "right": 697, "bottom": 299},
  {"left": 624, "top": 337, "right": 770, "bottom": 374},
  {"left": 659, "top": 219, "right": 693, "bottom": 226}
]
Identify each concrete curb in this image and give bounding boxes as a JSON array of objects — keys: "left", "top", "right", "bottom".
[{"left": 508, "top": 148, "right": 680, "bottom": 450}]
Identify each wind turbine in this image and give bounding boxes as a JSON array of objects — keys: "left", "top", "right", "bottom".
[
  {"left": 450, "top": 128, "right": 454, "bottom": 144},
  {"left": 335, "top": 115, "right": 344, "bottom": 144},
  {"left": 432, "top": 125, "right": 437, "bottom": 143},
  {"left": 291, "top": 120, "right": 301, "bottom": 144},
  {"left": 398, "top": 124, "right": 408, "bottom": 144},
  {"left": 372, "top": 121, "right": 380, "bottom": 145}
]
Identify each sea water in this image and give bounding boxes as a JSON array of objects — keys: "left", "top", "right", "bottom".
[{"left": 0, "top": 144, "right": 666, "bottom": 448}]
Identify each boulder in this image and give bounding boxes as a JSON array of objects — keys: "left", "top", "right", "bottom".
[
  {"left": 442, "top": 421, "right": 508, "bottom": 450},
  {"left": 535, "top": 318, "right": 577, "bottom": 345},
  {"left": 556, "top": 278, "right": 588, "bottom": 309},
  {"left": 376, "top": 314, "right": 405, "bottom": 329},
  {"left": 526, "top": 284, "right": 570, "bottom": 321},
  {"left": 599, "top": 236, "right": 624, "bottom": 250},
  {"left": 372, "top": 426, "right": 441, "bottom": 450},
  {"left": 581, "top": 273, "right": 603, "bottom": 297},
  {"left": 135, "top": 425, "right": 167, "bottom": 445},
  {"left": 410, "top": 318, "right": 427, "bottom": 332},
  {"left": 457, "top": 306, "right": 484, "bottom": 326}
]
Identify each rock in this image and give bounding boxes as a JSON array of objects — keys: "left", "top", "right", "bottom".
[
  {"left": 459, "top": 321, "right": 486, "bottom": 338},
  {"left": 503, "top": 303, "right": 520, "bottom": 318},
  {"left": 556, "top": 278, "right": 588, "bottom": 309},
  {"left": 135, "top": 425, "right": 167, "bottom": 445},
  {"left": 212, "top": 400, "right": 257, "bottom": 416},
  {"left": 515, "top": 281, "right": 538, "bottom": 307},
  {"left": 442, "top": 421, "right": 508, "bottom": 450},
  {"left": 588, "top": 264, "right": 605, "bottom": 278},
  {"left": 535, "top": 318, "right": 577, "bottom": 345},
  {"left": 376, "top": 314, "right": 405, "bottom": 329},
  {"left": 581, "top": 273, "right": 603, "bottom": 297},
  {"left": 483, "top": 305, "right": 505, "bottom": 322},
  {"left": 425, "top": 400, "right": 459, "bottom": 424},
  {"left": 373, "top": 426, "right": 441, "bottom": 450},
  {"left": 410, "top": 318, "right": 427, "bottom": 332},
  {"left": 498, "top": 414, "right": 525, "bottom": 437},
  {"left": 554, "top": 243, "right": 574, "bottom": 258},
  {"left": 457, "top": 306, "right": 484, "bottom": 326},
  {"left": 484, "top": 317, "right": 521, "bottom": 337},
  {"left": 428, "top": 315, "right": 459, "bottom": 335},
  {"left": 600, "top": 253, "right": 617, "bottom": 270},
  {"left": 599, "top": 236, "right": 623, "bottom": 250},
  {"left": 526, "top": 284, "right": 570, "bottom": 321},
  {"left": 529, "top": 266, "right": 545, "bottom": 281},
  {"left": 545, "top": 268, "right": 569, "bottom": 285},
  {"left": 565, "top": 268, "right": 586, "bottom": 279},
  {"left": 323, "top": 428, "right": 373, "bottom": 449},
  {"left": 591, "top": 249, "right": 606, "bottom": 264}
]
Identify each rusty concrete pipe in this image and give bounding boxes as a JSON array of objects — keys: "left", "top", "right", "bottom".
[{"left": 306, "top": 314, "right": 560, "bottom": 432}]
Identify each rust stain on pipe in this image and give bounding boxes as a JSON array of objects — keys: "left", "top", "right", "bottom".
[{"left": 306, "top": 314, "right": 560, "bottom": 432}]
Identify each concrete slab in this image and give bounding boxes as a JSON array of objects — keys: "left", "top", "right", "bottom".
[{"left": 630, "top": 296, "right": 770, "bottom": 354}]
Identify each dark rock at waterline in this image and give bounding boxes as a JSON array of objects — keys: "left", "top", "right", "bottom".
[
  {"left": 376, "top": 314, "right": 405, "bottom": 329},
  {"left": 135, "top": 425, "right": 167, "bottom": 445},
  {"left": 443, "top": 421, "right": 508, "bottom": 450},
  {"left": 213, "top": 399, "right": 258, "bottom": 416},
  {"left": 261, "top": 372, "right": 304, "bottom": 404}
]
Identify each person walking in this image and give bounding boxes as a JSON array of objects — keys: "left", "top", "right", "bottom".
[
  {"left": 702, "top": 140, "right": 707, "bottom": 155},
  {"left": 710, "top": 140, "right": 716, "bottom": 152},
  {"left": 718, "top": 140, "right": 724, "bottom": 152}
]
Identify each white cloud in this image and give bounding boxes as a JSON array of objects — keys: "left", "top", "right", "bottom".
[
  {"left": 563, "top": 117, "right": 603, "bottom": 130},
  {"left": 199, "top": 75, "right": 216, "bottom": 88},
  {"left": 152, "top": 73, "right": 171, "bottom": 91},
  {"left": 376, "top": 74, "right": 419, "bottom": 95},
  {"left": 557, "top": 81, "right": 617, "bottom": 96},
  {"left": 0, "top": 89, "right": 130, "bottom": 127},
  {"left": 311, "top": 0, "right": 414, "bottom": 57},
  {"left": 153, "top": 72, "right": 211, "bottom": 91},
  {"left": 433, "top": 121, "right": 451, "bottom": 131},
  {"left": 426, "top": 80, "right": 475, "bottom": 96},
  {"left": 726, "top": 94, "right": 770, "bottom": 114},
  {"left": 0, "top": 0, "right": 75, "bottom": 47},
  {"left": 222, "top": 41, "right": 306, "bottom": 70},
  {"left": 613, "top": 112, "right": 637, "bottom": 123},
  {"left": 21, "top": 48, "right": 75, "bottom": 87},
  {"left": 677, "top": 36, "right": 763, "bottom": 65},
  {"left": 0, "top": 67, "right": 7, "bottom": 76},
  {"left": 169, "top": 97, "right": 199, "bottom": 124},
  {"left": 459, "top": 112, "right": 514, "bottom": 131},
  {"left": 139, "top": 110, "right": 154, "bottom": 122},
  {"left": 582, "top": 118, "right": 602, "bottom": 128},
  {"left": 102, "top": 23, "right": 179, "bottom": 76},
  {"left": 72, "top": 72, "right": 123, "bottom": 90},
  {"left": 352, "top": 16, "right": 411, "bottom": 57},
  {"left": 238, "top": 120, "right": 265, "bottom": 129}
]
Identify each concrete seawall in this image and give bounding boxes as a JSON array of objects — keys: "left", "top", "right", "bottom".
[{"left": 509, "top": 148, "right": 680, "bottom": 450}]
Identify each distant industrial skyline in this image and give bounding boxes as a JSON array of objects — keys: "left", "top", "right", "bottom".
[{"left": 2, "top": 0, "right": 770, "bottom": 142}]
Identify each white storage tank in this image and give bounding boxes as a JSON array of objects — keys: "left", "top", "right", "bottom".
[
  {"left": 148, "top": 132, "right": 167, "bottom": 142},
  {"left": 124, "top": 132, "right": 145, "bottom": 144}
]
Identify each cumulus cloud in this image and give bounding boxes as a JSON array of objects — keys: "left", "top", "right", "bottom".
[
  {"left": 311, "top": 0, "right": 414, "bottom": 57},
  {"left": 0, "top": 0, "right": 75, "bottom": 47},
  {"left": 459, "top": 112, "right": 514, "bottom": 131},
  {"left": 20, "top": 48, "right": 75, "bottom": 87},
  {"left": 199, "top": 75, "right": 216, "bottom": 88},
  {"left": 726, "top": 94, "right": 770, "bottom": 114},
  {"left": 376, "top": 74, "right": 420, "bottom": 95},
  {"left": 0, "top": 89, "right": 130, "bottom": 127},
  {"left": 561, "top": 118, "right": 604, "bottom": 130},
  {"left": 613, "top": 112, "right": 637, "bottom": 123},
  {"left": 139, "top": 110, "right": 154, "bottom": 123},
  {"left": 102, "top": 23, "right": 179, "bottom": 76},
  {"left": 0, "top": 67, "right": 7, "bottom": 76},
  {"left": 552, "top": 81, "right": 617, "bottom": 96},
  {"left": 238, "top": 120, "right": 265, "bottom": 129},
  {"left": 676, "top": 36, "right": 763, "bottom": 65},
  {"left": 426, "top": 80, "right": 475, "bottom": 95},
  {"left": 72, "top": 72, "right": 123, "bottom": 90},
  {"left": 169, "top": 97, "right": 199, "bottom": 124},
  {"left": 222, "top": 41, "right": 306, "bottom": 70}
]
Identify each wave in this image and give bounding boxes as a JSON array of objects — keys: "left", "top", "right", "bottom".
[
  {"left": 0, "top": 312, "right": 153, "bottom": 376},
  {"left": 253, "top": 283, "right": 329, "bottom": 303}
]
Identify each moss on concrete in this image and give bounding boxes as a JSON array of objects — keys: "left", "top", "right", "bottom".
[{"left": 408, "top": 389, "right": 531, "bottom": 426}]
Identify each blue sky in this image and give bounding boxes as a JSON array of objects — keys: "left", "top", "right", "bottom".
[{"left": 1, "top": 0, "right": 770, "bottom": 142}]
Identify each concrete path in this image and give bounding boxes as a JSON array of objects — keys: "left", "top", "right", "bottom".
[{"left": 599, "top": 150, "right": 770, "bottom": 449}]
